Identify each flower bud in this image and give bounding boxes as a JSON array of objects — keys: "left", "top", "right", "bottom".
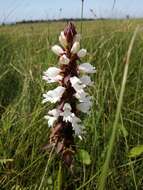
[
  {"left": 64, "top": 22, "right": 77, "bottom": 43},
  {"left": 71, "top": 42, "right": 80, "bottom": 54},
  {"left": 51, "top": 45, "right": 64, "bottom": 56},
  {"left": 59, "top": 31, "right": 67, "bottom": 47},
  {"left": 59, "top": 54, "right": 70, "bottom": 65},
  {"left": 77, "top": 49, "right": 87, "bottom": 58}
]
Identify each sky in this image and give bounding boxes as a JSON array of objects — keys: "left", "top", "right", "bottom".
[{"left": 0, "top": 0, "right": 143, "bottom": 23}]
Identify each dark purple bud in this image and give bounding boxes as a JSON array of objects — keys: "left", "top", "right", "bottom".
[{"left": 64, "top": 22, "right": 77, "bottom": 43}]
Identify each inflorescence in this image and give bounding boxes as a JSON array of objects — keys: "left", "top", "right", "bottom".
[{"left": 42, "top": 22, "right": 96, "bottom": 167}]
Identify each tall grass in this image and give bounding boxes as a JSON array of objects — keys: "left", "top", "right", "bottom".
[
  {"left": 0, "top": 20, "right": 143, "bottom": 189},
  {"left": 98, "top": 26, "right": 139, "bottom": 190}
]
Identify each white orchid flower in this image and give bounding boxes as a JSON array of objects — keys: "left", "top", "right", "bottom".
[
  {"left": 48, "top": 108, "right": 61, "bottom": 117},
  {"left": 77, "top": 100, "right": 92, "bottom": 113},
  {"left": 70, "top": 76, "right": 85, "bottom": 92},
  {"left": 43, "top": 67, "right": 62, "bottom": 83},
  {"left": 70, "top": 115, "right": 85, "bottom": 138},
  {"left": 42, "top": 86, "right": 65, "bottom": 103},
  {"left": 79, "top": 63, "right": 96, "bottom": 73},
  {"left": 44, "top": 115, "right": 57, "bottom": 127},
  {"left": 74, "top": 90, "right": 87, "bottom": 102},
  {"left": 60, "top": 103, "right": 73, "bottom": 122},
  {"left": 80, "top": 75, "right": 93, "bottom": 86},
  {"left": 44, "top": 108, "right": 61, "bottom": 127},
  {"left": 59, "top": 103, "right": 84, "bottom": 138}
]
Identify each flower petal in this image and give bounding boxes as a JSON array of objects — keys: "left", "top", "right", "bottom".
[
  {"left": 59, "top": 31, "right": 67, "bottom": 47},
  {"left": 63, "top": 103, "right": 72, "bottom": 111},
  {"left": 59, "top": 54, "right": 70, "bottom": 65},
  {"left": 48, "top": 108, "right": 61, "bottom": 117},
  {"left": 70, "top": 115, "right": 85, "bottom": 137},
  {"left": 80, "top": 75, "right": 93, "bottom": 86},
  {"left": 72, "top": 123, "right": 85, "bottom": 138},
  {"left": 79, "top": 63, "right": 96, "bottom": 73},
  {"left": 60, "top": 103, "right": 73, "bottom": 122},
  {"left": 74, "top": 90, "right": 87, "bottom": 102},
  {"left": 77, "top": 100, "right": 92, "bottom": 113},
  {"left": 77, "top": 49, "right": 87, "bottom": 58},
  {"left": 42, "top": 86, "right": 65, "bottom": 103},
  {"left": 51, "top": 45, "right": 64, "bottom": 56},
  {"left": 71, "top": 42, "right": 80, "bottom": 54},
  {"left": 70, "top": 76, "right": 85, "bottom": 92},
  {"left": 44, "top": 115, "right": 57, "bottom": 127},
  {"left": 43, "top": 67, "right": 62, "bottom": 83}
]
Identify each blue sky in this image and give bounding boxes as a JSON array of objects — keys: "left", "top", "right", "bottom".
[{"left": 0, "top": 0, "right": 143, "bottom": 23}]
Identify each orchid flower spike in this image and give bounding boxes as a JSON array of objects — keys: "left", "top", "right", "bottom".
[{"left": 42, "top": 22, "right": 96, "bottom": 168}]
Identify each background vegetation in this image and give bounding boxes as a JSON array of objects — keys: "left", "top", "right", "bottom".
[{"left": 0, "top": 19, "right": 143, "bottom": 189}]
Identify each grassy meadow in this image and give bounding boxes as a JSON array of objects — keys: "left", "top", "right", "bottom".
[{"left": 0, "top": 19, "right": 143, "bottom": 189}]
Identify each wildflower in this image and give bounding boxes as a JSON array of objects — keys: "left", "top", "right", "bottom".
[
  {"left": 42, "top": 86, "right": 65, "bottom": 103},
  {"left": 70, "top": 76, "right": 85, "bottom": 92},
  {"left": 48, "top": 108, "right": 61, "bottom": 117},
  {"left": 44, "top": 108, "right": 61, "bottom": 127},
  {"left": 80, "top": 75, "right": 93, "bottom": 86},
  {"left": 77, "top": 99, "right": 92, "bottom": 113},
  {"left": 74, "top": 90, "right": 90, "bottom": 102},
  {"left": 44, "top": 115, "right": 57, "bottom": 127},
  {"left": 60, "top": 103, "right": 73, "bottom": 122},
  {"left": 42, "top": 67, "right": 62, "bottom": 83},
  {"left": 79, "top": 62, "right": 96, "bottom": 73},
  {"left": 63, "top": 114, "right": 84, "bottom": 140},
  {"left": 42, "top": 22, "right": 96, "bottom": 168}
]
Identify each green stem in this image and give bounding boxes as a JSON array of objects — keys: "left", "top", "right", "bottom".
[
  {"left": 57, "top": 161, "right": 62, "bottom": 190},
  {"left": 38, "top": 146, "right": 55, "bottom": 190}
]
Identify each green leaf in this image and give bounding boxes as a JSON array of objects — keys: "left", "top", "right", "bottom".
[
  {"left": 78, "top": 149, "right": 91, "bottom": 165},
  {"left": 129, "top": 145, "right": 143, "bottom": 158}
]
